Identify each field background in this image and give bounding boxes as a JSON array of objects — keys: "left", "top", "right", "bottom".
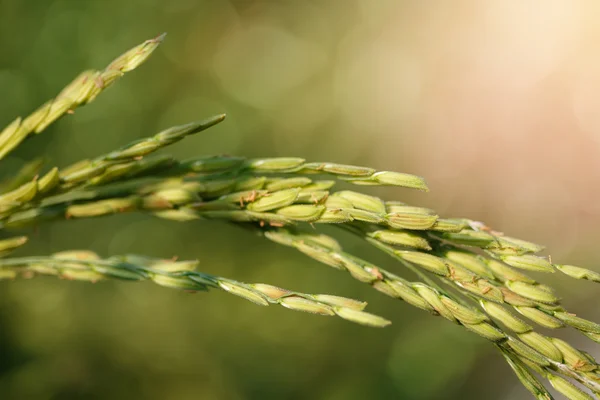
[{"left": 1, "top": 1, "right": 599, "bottom": 399}]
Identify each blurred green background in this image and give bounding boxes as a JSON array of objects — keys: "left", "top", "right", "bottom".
[{"left": 1, "top": 1, "right": 599, "bottom": 399}]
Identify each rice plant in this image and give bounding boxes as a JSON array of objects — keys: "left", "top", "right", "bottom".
[{"left": 1, "top": 35, "right": 598, "bottom": 400}]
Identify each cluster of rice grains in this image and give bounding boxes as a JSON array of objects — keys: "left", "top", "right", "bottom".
[{"left": 0, "top": 36, "right": 598, "bottom": 399}]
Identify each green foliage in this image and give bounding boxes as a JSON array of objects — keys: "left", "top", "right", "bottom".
[{"left": 1, "top": 36, "right": 599, "bottom": 400}]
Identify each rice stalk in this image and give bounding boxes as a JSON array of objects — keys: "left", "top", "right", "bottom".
[
  {"left": 0, "top": 33, "right": 598, "bottom": 400},
  {"left": 0, "top": 252, "right": 390, "bottom": 327}
]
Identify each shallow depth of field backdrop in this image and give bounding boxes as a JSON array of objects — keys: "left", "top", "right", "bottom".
[{"left": 1, "top": 1, "right": 600, "bottom": 399}]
